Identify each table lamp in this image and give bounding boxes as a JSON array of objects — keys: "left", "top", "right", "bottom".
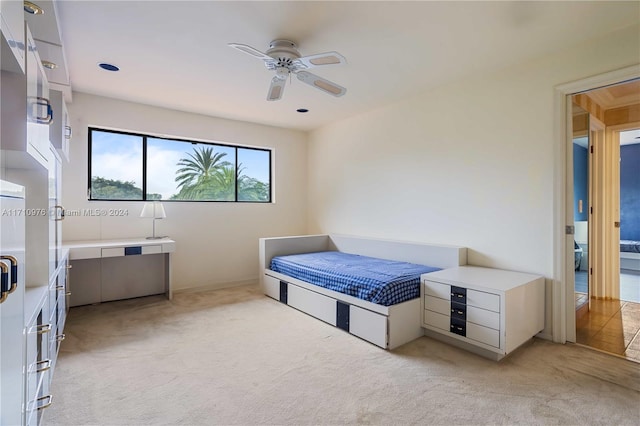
[{"left": 140, "top": 201, "right": 166, "bottom": 239}]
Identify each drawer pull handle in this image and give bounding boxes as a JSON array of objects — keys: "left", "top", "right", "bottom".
[
  {"left": 56, "top": 334, "right": 66, "bottom": 342},
  {"left": 36, "top": 395, "right": 53, "bottom": 410},
  {"left": 54, "top": 205, "right": 65, "bottom": 221},
  {"left": 0, "top": 262, "right": 8, "bottom": 303},
  {"left": 452, "top": 293, "right": 465, "bottom": 299},
  {"left": 56, "top": 285, "right": 65, "bottom": 291},
  {"left": 34, "top": 324, "right": 52, "bottom": 334},
  {"left": 34, "top": 359, "right": 52, "bottom": 373},
  {"left": 0, "top": 255, "right": 18, "bottom": 294},
  {"left": 452, "top": 309, "right": 464, "bottom": 315},
  {"left": 65, "top": 291, "right": 72, "bottom": 296},
  {"left": 32, "top": 97, "right": 53, "bottom": 124}
]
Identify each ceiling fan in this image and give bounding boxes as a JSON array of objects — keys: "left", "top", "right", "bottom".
[{"left": 228, "top": 39, "right": 347, "bottom": 101}]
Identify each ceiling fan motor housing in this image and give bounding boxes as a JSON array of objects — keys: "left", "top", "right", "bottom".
[{"left": 265, "top": 39, "right": 302, "bottom": 74}]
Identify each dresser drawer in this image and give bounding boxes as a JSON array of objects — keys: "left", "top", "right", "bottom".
[
  {"left": 263, "top": 274, "right": 280, "bottom": 300},
  {"left": 424, "top": 310, "right": 450, "bottom": 331},
  {"left": 102, "top": 247, "right": 124, "bottom": 258},
  {"left": 423, "top": 280, "right": 450, "bottom": 299},
  {"left": 467, "top": 305, "right": 500, "bottom": 330},
  {"left": 424, "top": 295, "right": 449, "bottom": 315},
  {"left": 466, "top": 322, "right": 500, "bottom": 348},
  {"left": 141, "top": 245, "right": 162, "bottom": 255},
  {"left": 467, "top": 289, "right": 500, "bottom": 312}
]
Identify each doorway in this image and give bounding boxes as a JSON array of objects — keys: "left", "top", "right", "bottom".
[{"left": 569, "top": 79, "right": 640, "bottom": 362}]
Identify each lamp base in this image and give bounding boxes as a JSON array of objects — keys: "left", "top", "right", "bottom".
[{"left": 146, "top": 236, "right": 167, "bottom": 240}]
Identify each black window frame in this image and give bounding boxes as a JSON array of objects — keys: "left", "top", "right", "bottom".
[{"left": 88, "top": 127, "right": 273, "bottom": 203}]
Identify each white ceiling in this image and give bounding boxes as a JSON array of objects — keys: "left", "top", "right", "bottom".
[{"left": 47, "top": 0, "right": 639, "bottom": 131}]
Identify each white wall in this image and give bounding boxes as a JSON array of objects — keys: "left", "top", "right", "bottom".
[
  {"left": 307, "top": 25, "right": 639, "bottom": 336},
  {"left": 63, "top": 93, "right": 308, "bottom": 291}
]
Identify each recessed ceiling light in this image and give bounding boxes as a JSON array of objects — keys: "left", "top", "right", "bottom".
[
  {"left": 98, "top": 63, "right": 120, "bottom": 72},
  {"left": 41, "top": 60, "right": 57, "bottom": 70},
  {"left": 296, "top": 108, "right": 309, "bottom": 113},
  {"left": 24, "top": 1, "right": 44, "bottom": 15}
]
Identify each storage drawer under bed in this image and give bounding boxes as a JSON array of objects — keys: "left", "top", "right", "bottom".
[{"left": 263, "top": 273, "right": 388, "bottom": 348}]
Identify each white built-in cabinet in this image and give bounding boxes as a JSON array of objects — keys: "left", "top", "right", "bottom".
[
  {"left": 0, "top": 182, "right": 26, "bottom": 426},
  {"left": 1, "top": 4, "right": 69, "bottom": 423},
  {"left": 421, "top": 266, "right": 545, "bottom": 360},
  {"left": 24, "top": 251, "right": 68, "bottom": 426}
]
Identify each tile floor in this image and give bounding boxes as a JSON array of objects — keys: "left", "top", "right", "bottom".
[
  {"left": 575, "top": 296, "right": 640, "bottom": 363},
  {"left": 575, "top": 270, "right": 640, "bottom": 363}
]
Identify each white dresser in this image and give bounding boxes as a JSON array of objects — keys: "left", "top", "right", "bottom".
[{"left": 421, "top": 266, "right": 545, "bottom": 360}]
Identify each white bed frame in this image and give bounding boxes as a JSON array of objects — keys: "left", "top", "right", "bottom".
[{"left": 259, "top": 234, "right": 467, "bottom": 349}]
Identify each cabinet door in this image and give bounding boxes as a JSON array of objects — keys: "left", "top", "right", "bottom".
[
  {"left": 0, "top": 0, "right": 26, "bottom": 72},
  {"left": 48, "top": 148, "right": 63, "bottom": 280},
  {"left": 101, "top": 254, "right": 165, "bottom": 302},
  {"left": 0, "top": 192, "right": 26, "bottom": 426},
  {"left": 49, "top": 90, "right": 70, "bottom": 161},
  {"left": 68, "top": 259, "right": 101, "bottom": 307},
  {"left": 25, "top": 27, "right": 50, "bottom": 168}
]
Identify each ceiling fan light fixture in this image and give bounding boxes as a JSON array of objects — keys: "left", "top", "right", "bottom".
[
  {"left": 275, "top": 66, "right": 289, "bottom": 80},
  {"left": 24, "top": 1, "right": 44, "bottom": 15}
]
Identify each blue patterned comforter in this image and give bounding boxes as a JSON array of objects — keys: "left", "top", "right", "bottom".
[{"left": 270, "top": 251, "right": 440, "bottom": 306}]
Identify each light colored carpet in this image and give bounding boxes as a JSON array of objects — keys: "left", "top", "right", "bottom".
[{"left": 46, "top": 285, "right": 640, "bottom": 425}]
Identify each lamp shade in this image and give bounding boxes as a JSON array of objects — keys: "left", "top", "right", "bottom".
[{"left": 140, "top": 202, "right": 166, "bottom": 219}]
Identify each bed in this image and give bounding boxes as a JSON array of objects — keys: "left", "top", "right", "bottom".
[
  {"left": 259, "top": 234, "right": 467, "bottom": 349},
  {"left": 620, "top": 240, "right": 640, "bottom": 271}
]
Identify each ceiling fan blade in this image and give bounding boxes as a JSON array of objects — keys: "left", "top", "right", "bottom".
[
  {"left": 296, "top": 71, "right": 346, "bottom": 97},
  {"left": 296, "top": 51, "right": 346, "bottom": 69},
  {"left": 228, "top": 43, "right": 273, "bottom": 61},
  {"left": 267, "top": 76, "right": 286, "bottom": 101}
]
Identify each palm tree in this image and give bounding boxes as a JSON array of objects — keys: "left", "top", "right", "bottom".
[
  {"left": 212, "top": 164, "right": 237, "bottom": 201},
  {"left": 174, "top": 146, "right": 232, "bottom": 200},
  {"left": 236, "top": 164, "right": 270, "bottom": 201}
]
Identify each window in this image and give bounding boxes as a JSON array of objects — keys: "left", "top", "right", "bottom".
[{"left": 88, "top": 128, "right": 272, "bottom": 202}]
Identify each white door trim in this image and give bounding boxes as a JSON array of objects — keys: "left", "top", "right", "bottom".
[{"left": 553, "top": 64, "right": 640, "bottom": 344}]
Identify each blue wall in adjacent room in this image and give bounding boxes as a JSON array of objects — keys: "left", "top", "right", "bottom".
[
  {"left": 573, "top": 143, "right": 589, "bottom": 222},
  {"left": 621, "top": 143, "right": 640, "bottom": 241}
]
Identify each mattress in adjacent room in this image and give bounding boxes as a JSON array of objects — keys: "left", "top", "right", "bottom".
[{"left": 620, "top": 240, "right": 640, "bottom": 253}]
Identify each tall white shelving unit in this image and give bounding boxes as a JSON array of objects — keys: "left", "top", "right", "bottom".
[{"left": 1, "top": 1, "right": 71, "bottom": 423}]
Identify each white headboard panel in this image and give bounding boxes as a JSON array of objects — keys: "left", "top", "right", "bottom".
[
  {"left": 259, "top": 235, "right": 331, "bottom": 276},
  {"left": 328, "top": 234, "right": 466, "bottom": 269},
  {"left": 259, "top": 234, "right": 466, "bottom": 280}
]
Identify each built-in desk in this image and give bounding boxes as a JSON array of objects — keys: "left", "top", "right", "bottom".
[{"left": 63, "top": 238, "right": 175, "bottom": 307}]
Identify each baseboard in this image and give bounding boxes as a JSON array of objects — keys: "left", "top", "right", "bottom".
[
  {"left": 173, "top": 279, "right": 258, "bottom": 294},
  {"left": 536, "top": 332, "right": 553, "bottom": 341}
]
